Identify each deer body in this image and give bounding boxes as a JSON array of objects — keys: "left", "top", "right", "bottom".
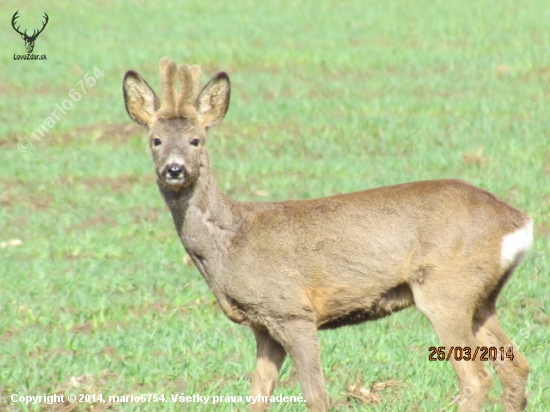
[{"left": 123, "top": 58, "right": 532, "bottom": 412}]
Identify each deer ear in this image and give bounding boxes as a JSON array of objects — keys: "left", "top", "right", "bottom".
[
  {"left": 123, "top": 70, "right": 159, "bottom": 129},
  {"left": 196, "top": 72, "right": 231, "bottom": 128}
]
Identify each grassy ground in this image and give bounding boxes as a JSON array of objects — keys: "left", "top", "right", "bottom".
[{"left": 1, "top": 0, "right": 549, "bottom": 410}]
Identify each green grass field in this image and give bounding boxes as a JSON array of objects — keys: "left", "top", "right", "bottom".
[{"left": 1, "top": 0, "right": 549, "bottom": 410}]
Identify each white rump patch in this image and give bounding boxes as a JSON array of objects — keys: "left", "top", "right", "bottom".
[{"left": 501, "top": 220, "right": 533, "bottom": 270}]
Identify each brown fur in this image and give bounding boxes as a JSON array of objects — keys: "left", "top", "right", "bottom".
[{"left": 122, "top": 58, "right": 532, "bottom": 412}]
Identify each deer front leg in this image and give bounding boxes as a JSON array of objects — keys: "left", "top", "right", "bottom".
[
  {"left": 250, "top": 328, "right": 287, "bottom": 412},
  {"left": 268, "top": 319, "right": 328, "bottom": 412}
]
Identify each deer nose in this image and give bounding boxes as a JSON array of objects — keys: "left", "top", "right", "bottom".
[{"left": 167, "top": 163, "right": 184, "bottom": 178}]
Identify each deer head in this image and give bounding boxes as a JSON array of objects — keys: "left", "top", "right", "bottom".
[
  {"left": 11, "top": 10, "right": 49, "bottom": 54},
  {"left": 122, "top": 57, "right": 230, "bottom": 192}
]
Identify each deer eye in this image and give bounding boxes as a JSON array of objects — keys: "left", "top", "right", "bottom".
[
  {"left": 190, "top": 138, "right": 200, "bottom": 147},
  {"left": 152, "top": 138, "right": 162, "bottom": 147}
]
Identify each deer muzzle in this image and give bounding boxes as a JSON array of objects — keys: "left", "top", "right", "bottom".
[{"left": 162, "top": 162, "right": 188, "bottom": 187}]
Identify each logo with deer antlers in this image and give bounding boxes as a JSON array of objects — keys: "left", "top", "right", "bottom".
[{"left": 11, "top": 10, "right": 49, "bottom": 54}]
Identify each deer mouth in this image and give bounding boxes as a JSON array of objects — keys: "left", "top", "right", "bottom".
[{"left": 165, "top": 175, "right": 185, "bottom": 186}]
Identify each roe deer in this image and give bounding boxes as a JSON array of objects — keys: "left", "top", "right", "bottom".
[{"left": 122, "top": 57, "right": 533, "bottom": 412}]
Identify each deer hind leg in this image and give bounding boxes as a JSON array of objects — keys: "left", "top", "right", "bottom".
[
  {"left": 266, "top": 319, "right": 328, "bottom": 412},
  {"left": 250, "top": 327, "right": 287, "bottom": 412},
  {"left": 412, "top": 281, "right": 493, "bottom": 412},
  {"left": 473, "top": 301, "right": 529, "bottom": 412}
]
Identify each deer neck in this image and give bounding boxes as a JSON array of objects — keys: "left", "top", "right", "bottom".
[{"left": 158, "top": 153, "right": 241, "bottom": 282}]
